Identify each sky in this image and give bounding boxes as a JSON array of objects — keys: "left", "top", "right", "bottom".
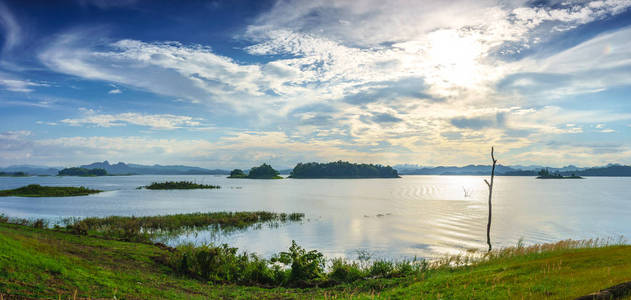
[{"left": 1, "top": 0, "right": 631, "bottom": 169}]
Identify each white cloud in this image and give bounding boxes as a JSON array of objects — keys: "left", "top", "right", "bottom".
[
  {"left": 0, "top": 2, "right": 21, "bottom": 52},
  {"left": 0, "top": 73, "right": 49, "bottom": 92},
  {"left": 108, "top": 88, "right": 122, "bottom": 94},
  {"left": 60, "top": 109, "right": 202, "bottom": 130},
  {"left": 27, "top": 0, "right": 631, "bottom": 166}
]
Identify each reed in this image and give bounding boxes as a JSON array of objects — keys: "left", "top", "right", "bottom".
[{"left": 63, "top": 211, "right": 305, "bottom": 242}]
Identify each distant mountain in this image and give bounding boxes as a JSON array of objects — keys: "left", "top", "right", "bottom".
[
  {"left": 79, "top": 161, "right": 230, "bottom": 175},
  {"left": 398, "top": 164, "right": 518, "bottom": 175},
  {"left": 396, "top": 164, "right": 629, "bottom": 176},
  {"left": 0, "top": 165, "right": 60, "bottom": 175},
  {"left": 571, "top": 164, "right": 631, "bottom": 176}
]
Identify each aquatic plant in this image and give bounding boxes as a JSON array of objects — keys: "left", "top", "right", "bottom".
[{"left": 64, "top": 211, "right": 305, "bottom": 242}]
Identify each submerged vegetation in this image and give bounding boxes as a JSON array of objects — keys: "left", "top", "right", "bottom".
[
  {"left": 0, "top": 184, "right": 102, "bottom": 197},
  {"left": 1, "top": 220, "right": 630, "bottom": 299},
  {"left": 63, "top": 211, "right": 304, "bottom": 242},
  {"left": 142, "top": 181, "right": 220, "bottom": 190},
  {"left": 229, "top": 164, "right": 282, "bottom": 179},
  {"left": 289, "top": 161, "right": 400, "bottom": 178},
  {"left": 58, "top": 167, "right": 107, "bottom": 176}
]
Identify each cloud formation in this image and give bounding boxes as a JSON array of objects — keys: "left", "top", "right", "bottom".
[
  {"left": 2, "top": 0, "right": 631, "bottom": 167},
  {"left": 59, "top": 109, "right": 202, "bottom": 130}
]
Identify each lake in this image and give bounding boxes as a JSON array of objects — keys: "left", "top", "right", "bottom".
[{"left": 1, "top": 175, "right": 629, "bottom": 260}]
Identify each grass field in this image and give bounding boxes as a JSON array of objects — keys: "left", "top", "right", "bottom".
[{"left": 1, "top": 222, "right": 630, "bottom": 299}]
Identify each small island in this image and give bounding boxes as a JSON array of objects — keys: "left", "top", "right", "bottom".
[
  {"left": 536, "top": 168, "right": 583, "bottom": 179},
  {"left": 0, "top": 184, "right": 102, "bottom": 197},
  {"left": 141, "top": 181, "right": 220, "bottom": 190},
  {"left": 228, "top": 169, "right": 248, "bottom": 178},
  {"left": 0, "top": 171, "right": 28, "bottom": 177},
  {"left": 228, "top": 163, "right": 282, "bottom": 179},
  {"left": 58, "top": 167, "right": 107, "bottom": 177},
  {"left": 289, "top": 161, "right": 400, "bottom": 178}
]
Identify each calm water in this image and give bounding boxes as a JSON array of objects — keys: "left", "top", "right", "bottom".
[{"left": 1, "top": 175, "right": 629, "bottom": 259}]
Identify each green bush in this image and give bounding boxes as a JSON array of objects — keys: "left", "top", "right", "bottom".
[
  {"left": 272, "top": 240, "right": 325, "bottom": 285},
  {"left": 170, "top": 244, "right": 279, "bottom": 285},
  {"left": 166, "top": 240, "right": 428, "bottom": 288},
  {"left": 329, "top": 258, "right": 364, "bottom": 283}
]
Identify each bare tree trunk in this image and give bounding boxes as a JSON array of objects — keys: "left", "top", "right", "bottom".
[{"left": 484, "top": 147, "right": 497, "bottom": 252}]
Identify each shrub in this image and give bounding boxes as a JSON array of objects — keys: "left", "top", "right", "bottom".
[
  {"left": 368, "top": 260, "right": 394, "bottom": 278},
  {"left": 329, "top": 258, "right": 364, "bottom": 283},
  {"left": 272, "top": 240, "right": 325, "bottom": 285},
  {"left": 32, "top": 219, "right": 47, "bottom": 229},
  {"left": 169, "top": 244, "right": 279, "bottom": 285}
]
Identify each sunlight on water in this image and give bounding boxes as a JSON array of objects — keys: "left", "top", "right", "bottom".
[{"left": 1, "top": 175, "right": 629, "bottom": 259}]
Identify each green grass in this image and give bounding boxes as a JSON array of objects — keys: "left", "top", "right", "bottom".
[
  {"left": 142, "top": 181, "right": 220, "bottom": 190},
  {"left": 0, "top": 184, "right": 102, "bottom": 197},
  {"left": 64, "top": 211, "right": 305, "bottom": 242},
  {"left": 1, "top": 223, "right": 630, "bottom": 299}
]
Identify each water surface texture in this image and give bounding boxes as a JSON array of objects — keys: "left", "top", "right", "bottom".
[{"left": 1, "top": 175, "right": 629, "bottom": 259}]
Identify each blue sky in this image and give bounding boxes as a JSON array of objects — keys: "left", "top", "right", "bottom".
[{"left": 1, "top": 0, "right": 631, "bottom": 168}]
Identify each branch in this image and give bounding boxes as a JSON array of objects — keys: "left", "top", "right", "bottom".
[
  {"left": 484, "top": 179, "right": 490, "bottom": 187},
  {"left": 491, "top": 146, "right": 498, "bottom": 165}
]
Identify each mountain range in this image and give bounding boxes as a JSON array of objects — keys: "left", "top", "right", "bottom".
[
  {"left": 394, "top": 163, "right": 631, "bottom": 176},
  {"left": 1, "top": 162, "right": 630, "bottom": 176}
]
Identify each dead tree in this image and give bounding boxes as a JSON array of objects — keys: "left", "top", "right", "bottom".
[{"left": 483, "top": 147, "right": 497, "bottom": 252}]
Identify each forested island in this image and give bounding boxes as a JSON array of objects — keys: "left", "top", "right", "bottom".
[
  {"left": 0, "top": 171, "right": 28, "bottom": 177},
  {"left": 228, "top": 163, "right": 282, "bottom": 179},
  {"left": 536, "top": 168, "right": 583, "bottom": 179},
  {"left": 58, "top": 168, "right": 107, "bottom": 177},
  {"left": 0, "top": 184, "right": 102, "bottom": 197},
  {"left": 141, "top": 181, "right": 220, "bottom": 190},
  {"left": 289, "top": 161, "right": 400, "bottom": 178}
]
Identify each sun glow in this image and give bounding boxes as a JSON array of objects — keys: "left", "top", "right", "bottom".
[{"left": 423, "top": 29, "right": 488, "bottom": 96}]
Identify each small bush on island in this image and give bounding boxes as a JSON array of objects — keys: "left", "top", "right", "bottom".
[
  {"left": 289, "top": 161, "right": 400, "bottom": 178},
  {"left": 142, "top": 181, "right": 220, "bottom": 190},
  {"left": 228, "top": 164, "right": 282, "bottom": 179},
  {"left": 228, "top": 169, "right": 247, "bottom": 178},
  {"left": 58, "top": 167, "right": 107, "bottom": 176},
  {"left": 248, "top": 163, "right": 282, "bottom": 179},
  {"left": 0, "top": 184, "right": 102, "bottom": 197}
]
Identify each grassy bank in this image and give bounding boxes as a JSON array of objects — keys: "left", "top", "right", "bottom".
[
  {"left": 142, "top": 181, "right": 220, "bottom": 190},
  {"left": 0, "top": 184, "right": 102, "bottom": 197},
  {"left": 0, "top": 222, "right": 630, "bottom": 299}
]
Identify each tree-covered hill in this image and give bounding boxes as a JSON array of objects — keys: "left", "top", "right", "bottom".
[
  {"left": 58, "top": 167, "right": 107, "bottom": 176},
  {"left": 289, "top": 161, "right": 400, "bottom": 178}
]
